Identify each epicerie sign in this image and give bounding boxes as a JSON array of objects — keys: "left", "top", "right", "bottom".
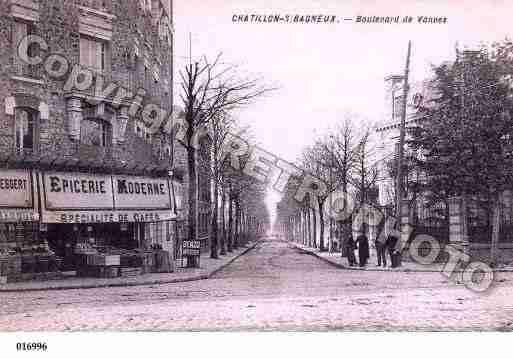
[
  {"left": 41, "top": 172, "right": 172, "bottom": 210},
  {"left": 0, "top": 169, "right": 33, "bottom": 208},
  {"left": 39, "top": 171, "right": 175, "bottom": 223},
  {"left": 113, "top": 175, "right": 171, "bottom": 210},
  {"left": 42, "top": 172, "right": 113, "bottom": 210}
]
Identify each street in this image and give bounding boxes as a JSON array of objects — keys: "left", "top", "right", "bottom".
[{"left": 1, "top": 237, "right": 513, "bottom": 331}]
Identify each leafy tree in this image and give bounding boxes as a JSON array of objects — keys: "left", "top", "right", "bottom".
[{"left": 409, "top": 45, "right": 513, "bottom": 265}]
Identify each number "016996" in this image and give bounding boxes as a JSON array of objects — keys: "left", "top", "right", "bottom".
[{"left": 16, "top": 342, "right": 48, "bottom": 351}]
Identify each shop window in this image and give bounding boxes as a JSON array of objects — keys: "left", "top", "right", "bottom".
[
  {"left": 156, "top": 222, "right": 163, "bottom": 242},
  {"left": 80, "top": 36, "right": 107, "bottom": 72},
  {"left": 134, "top": 120, "right": 154, "bottom": 143},
  {"left": 81, "top": 118, "right": 111, "bottom": 147},
  {"left": 165, "top": 221, "right": 172, "bottom": 242},
  {"left": 14, "top": 107, "right": 38, "bottom": 154},
  {"left": 0, "top": 223, "right": 39, "bottom": 248},
  {"left": 0, "top": 224, "right": 16, "bottom": 244}
]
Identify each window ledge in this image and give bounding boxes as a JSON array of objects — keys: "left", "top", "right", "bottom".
[
  {"left": 78, "top": 5, "right": 116, "bottom": 41},
  {"left": 78, "top": 5, "right": 116, "bottom": 20},
  {"left": 10, "top": 75, "right": 44, "bottom": 85}
]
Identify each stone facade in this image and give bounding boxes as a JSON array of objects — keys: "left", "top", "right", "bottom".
[{"left": 1, "top": 0, "right": 177, "bottom": 174}]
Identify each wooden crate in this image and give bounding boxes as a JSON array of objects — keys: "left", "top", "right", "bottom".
[
  {"left": 1, "top": 256, "right": 22, "bottom": 276},
  {"left": 77, "top": 265, "right": 120, "bottom": 278},
  {"left": 140, "top": 252, "right": 155, "bottom": 273},
  {"left": 120, "top": 267, "right": 143, "bottom": 278},
  {"left": 87, "top": 254, "right": 120, "bottom": 266},
  {"left": 0, "top": 257, "right": 8, "bottom": 276},
  {"left": 102, "top": 266, "right": 120, "bottom": 278}
]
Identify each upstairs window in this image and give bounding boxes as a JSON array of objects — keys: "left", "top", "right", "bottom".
[
  {"left": 13, "top": 19, "right": 39, "bottom": 78},
  {"left": 80, "top": 36, "right": 106, "bottom": 72},
  {"left": 14, "top": 108, "right": 37, "bottom": 153},
  {"left": 134, "top": 120, "right": 152, "bottom": 143},
  {"left": 135, "top": 121, "right": 143, "bottom": 137},
  {"left": 81, "top": 118, "right": 111, "bottom": 147}
]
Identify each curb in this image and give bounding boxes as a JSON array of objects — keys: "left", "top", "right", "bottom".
[
  {"left": 292, "top": 243, "right": 347, "bottom": 270},
  {"left": 0, "top": 241, "right": 260, "bottom": 293},
  {"left": 290, "top": 242, "right": 513, "bottom": 273},
  {"left": 208, "top": 240, "right": 260, "bottom": 277}
]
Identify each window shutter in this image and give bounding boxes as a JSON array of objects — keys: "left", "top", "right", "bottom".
[
  {"left": 80, "top": 37, "right": 104, "bottom": 71},
  {"left": 80, "top": 37, "right": 89, "bottom": 67},
  {"left": 95, "top": 41, "right": 103, "bottom": 71},
  {"left": 13, "top": 21, "right": 28, "bottom": 48}
]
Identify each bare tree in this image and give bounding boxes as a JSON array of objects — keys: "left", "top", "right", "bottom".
[
  {"left": 301, "top": 143, "right": 338, "bottom": 251},
  {"left": 179, "top": 53, "right": 272, "bottom": 265},
  {"left": 197, "top": 111, "right": 236, "bottom": 258},
  {"left": 352, "top": 129, "right": 379, "bottom": 206},
  {"left": 319, "top": 118, "right": 359, "bottom": 253}
]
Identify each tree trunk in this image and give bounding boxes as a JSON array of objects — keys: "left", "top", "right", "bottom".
[
  {"left": 234, "top": 199, "right": 240, "bottom": 249},
  {"left": 228, "top": 193, "right": 233, "bottom": 252},
  {"left": 462, "top": 194, "right": 469, "bottom": 252},
  {"left": 318, "top": 198, "right": 326, "bottom": 251},
  {"left": 307, "top": 205, "right": 312, "bottom": 247},
  {"left": 312, "top": 206, "right": 317, "bottom": 248},
  {"left": 210, "top": 176, "right": 219, "bottom": 259},
  {"left": 491, "top": 192, "right": 501, "bottom": 266},
  {"left": 297, "top": 214, "right": 301, "bottom": 243},
  {"left": 300, "top": 211, "right": 304, "bottom": 244},
  {"left": 243, "top": 209, "right": 247, "bottom": 243},
  {"left": 186, "top": 143, "right": 198, "bottom": 267},
  {"left": 239, "top": 206, "right": 246, "bottom": 246},
  {"left": 303, "top": 209, "right": 307, "bottom": 245},
  {"left": 341, "top": 181, "right": 350, "bottom": 257},
  {"left": 220, "top": 188, "right": 227, "bottom": 255}
]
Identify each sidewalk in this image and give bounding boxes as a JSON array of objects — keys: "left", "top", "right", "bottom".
[
  {"left": 0, "top": 241, "right": 259, "bottom": 292},
  {"left": 291, "top": 241, "right": 513, "bottom": 273}
]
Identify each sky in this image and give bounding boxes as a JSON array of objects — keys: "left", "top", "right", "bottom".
[{"left": 173, "top": 0, "right": 513, "bottom": 225}]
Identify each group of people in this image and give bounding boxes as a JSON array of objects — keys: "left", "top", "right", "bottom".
[{"left": 343, "top": 233, "right": 400, "bottom": 268}]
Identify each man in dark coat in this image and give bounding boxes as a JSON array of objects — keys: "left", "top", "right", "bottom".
[
  {"left": 343, "top": 236, "right": 356, "bottom": 266},
  {"left": 356, "top": 233, "right": 370, "bottom": 267},
  {"left": 385, "top": 234, "right": 400, "bottom": 268},
  {"left": 375, "top": 237, "right": 387, "bottom": 267}
]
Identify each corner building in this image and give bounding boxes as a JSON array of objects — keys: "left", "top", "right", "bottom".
[{"left": 0, "top": 0, "right": 187, "bottom": 281}]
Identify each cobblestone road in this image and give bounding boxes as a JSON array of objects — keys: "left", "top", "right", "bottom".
[{"left": 1, "top": 237, "right": 513, "bottom": 331}]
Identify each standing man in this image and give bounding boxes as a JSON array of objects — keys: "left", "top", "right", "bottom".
[
  {"left": 344, "top": 235, "right": 357, "bottom": 266},
  {"left": 375, "top": 237, "right": 387, "bottom": 267},
  {"left": 356, "top": 233, "right": 370, "bottom": 267},
  {"left": 386, "top": 234, "right": 400, "bottom": 268}
]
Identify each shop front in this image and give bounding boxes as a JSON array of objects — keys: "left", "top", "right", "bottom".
[
  {"left": 0, "top": 168, "right": 182, "bottom": 282},
  {"left": 0, "top": 169, "right": 56, "bottom": 283},
  {"left": 38, "top": 171, "right": 178, "bottom": 278}
]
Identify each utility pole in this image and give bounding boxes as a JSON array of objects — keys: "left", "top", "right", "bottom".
[
  {"left": 395, "top": 41, "right": 412, "bottom": 225},
  {"left": 189, "top": 31, "right": 192, "bottom": 66}
]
